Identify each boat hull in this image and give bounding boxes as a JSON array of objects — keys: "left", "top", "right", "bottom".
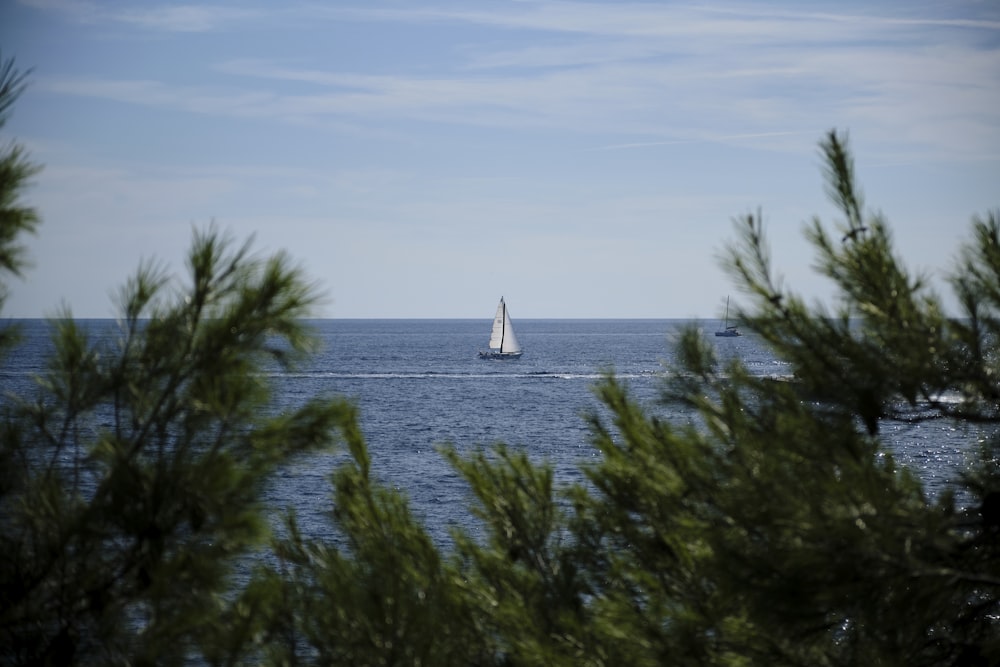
[{"left": 478, "top": 349, "right": 523, "bottom": 359}]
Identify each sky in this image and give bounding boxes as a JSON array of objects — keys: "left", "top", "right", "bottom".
[{"left": 1, "top": 0, "right": 998, "bottom": 319}]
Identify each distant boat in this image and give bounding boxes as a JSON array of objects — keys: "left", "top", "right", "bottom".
[
  {"left": 715, "top": 296, "right": 742, "bottom": 337},
  {"left": 479, "top": 297, "right": 523, "bottom": 359}
]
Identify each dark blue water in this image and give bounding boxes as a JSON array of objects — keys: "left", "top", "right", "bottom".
[{"left": 1, "top": 319, "right": 974, "bottom": 545}]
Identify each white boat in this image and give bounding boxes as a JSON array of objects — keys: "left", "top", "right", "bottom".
[
  {"left": 715, "top": 296, "right": 742, "bottom": 337},
  {"left": 479, "top": 297, "right": 523, "bottom": 359}
]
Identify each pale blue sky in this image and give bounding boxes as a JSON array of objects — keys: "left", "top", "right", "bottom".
[{"left": 2, "top": 1, "right": 998, "bottom": 318}]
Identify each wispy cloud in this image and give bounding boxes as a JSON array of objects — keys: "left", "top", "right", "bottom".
[
  {"left": 39, "top": 77, "right": 279, "bottom": 117},
  {"left": 313, "top": 3, "right": 1000, "bottom": 39},
  {"left": 113, "top": 5, "right": 263, "bottom": 32},
  {"left": 25, "top": 1, "right": 1000, "bottom": 162},
  {"left": 19, "top": 0, "right": 264, "bottom": 31},
  {"left": 24, "top": 1, "right": 1000, "bottom": 36},
  {"left": 596, "top": 131, "right": 809, "bottom": 151}
]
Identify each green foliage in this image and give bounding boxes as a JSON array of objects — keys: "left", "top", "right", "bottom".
[
  {"left": 243, "top": 408, "right": 482, "bottom": 667},
  {"left": 445, "top": 444, "right": 590, "bottom": 666},
  {"left": 693, "top": 132, "right": 1000, "bottom": 665},
  {"left": 549, "top": 130, "right": 999, "bottom": 665},
  {"left": 0, "top": 225, "right": 350, "bottom": 665},
  {"left": 0, "top": 53, "right": 40, "bottom": 352}
]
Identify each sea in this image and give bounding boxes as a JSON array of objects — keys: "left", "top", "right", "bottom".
[{"left": 1, "top": 318, "right": 979, "bottom": 547}]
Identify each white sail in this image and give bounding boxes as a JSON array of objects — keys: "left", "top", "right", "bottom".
[
  {"left": 499, "top": 305, "right": 521, "bottom": 353},
  {"left": 488, "top": 299, "right": 506, "bottom": 349},
  {"left": 483, "top": 297, "right": 522, "bottom": 357}
]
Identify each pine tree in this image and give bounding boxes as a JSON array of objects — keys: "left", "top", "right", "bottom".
[
  {"left": 0, "top": 229, "right": 358, "bottom": 665},
  {"left": 561, "top": 131, "right": 1000, "bottom": 665},
  {"left": 0, "top": 59, "right": 352, "bottom": 665},
  {"left": 0, "top": 53, "right": 40, "bottom": 354}
]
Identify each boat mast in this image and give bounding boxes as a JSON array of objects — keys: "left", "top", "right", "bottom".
[{"left": 500, "top": 298, "right": 506, "bottom": 350}]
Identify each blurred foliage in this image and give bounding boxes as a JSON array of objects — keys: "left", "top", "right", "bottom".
[
  {"left": 0, "top": 56, "right": 350, "bottom": 666},
  {"left": 0, "top": 225, "right": 353, "bottom": 664},
  {"left": 1, "top": 51, "right": 996, "bottom": 666},
  {"left": 0, "top": 52, "right": 40, "bottom": 354}
]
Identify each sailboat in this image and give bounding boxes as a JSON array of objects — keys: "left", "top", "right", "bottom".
[
  {"left": 714, "top": 296, "right": 742, "bottom": 337},
  {"left": 479, "top": 297, "right": 523, "bottom": 359}
]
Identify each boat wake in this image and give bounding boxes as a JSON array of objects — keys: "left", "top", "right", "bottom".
[{"left": 277, "top": 370, "right": 662, "bottom": 381}]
